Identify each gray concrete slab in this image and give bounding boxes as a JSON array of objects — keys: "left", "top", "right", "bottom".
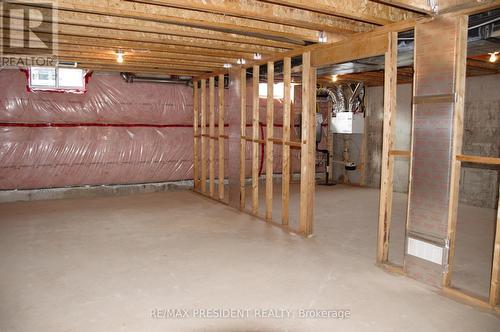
[{"left": 0, "top": 188, "right": 498, "bottom": 331}]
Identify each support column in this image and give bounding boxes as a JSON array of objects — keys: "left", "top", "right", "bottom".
[{"left": 405, "top": 16, "right": 468, "bottom": 287}]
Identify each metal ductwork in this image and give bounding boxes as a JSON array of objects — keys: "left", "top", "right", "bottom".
[{"left": 120, "top": 72, "right": 192, "bottom": 85}]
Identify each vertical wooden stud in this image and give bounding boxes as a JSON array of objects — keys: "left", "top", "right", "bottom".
[
  {"left": 240, "top": 69, "right": 247, "bottom": 210},
  {"left": 443, "top": 16, "right": 469, "bottom": 286},
  {"left": 193, "top": 81, "right": 199, "bottom": 191},
  {"left": 266, "top": 62, "right": 274, "bottom": 221},
  {"left": 490, "top": 191, "right": 500, "bottom": 306},
  {"left": 282, "top": 57, "right": 291, "bottom": 225},
  {"left": 218, "top": 74, "right": 225, "bottom": 201},
  {"left": 200, "top": 79, "right": 207, "bottom": 193},
  {"left": 377, "top": 32, "right": 398, "bottom": 264},
  {"left": 252, "top": 65, "right": 260, "bottom": 215},
  {"left": 209, "top": 77, "right": 216, "bottom": 198},
  {"left": 299, "top": 51, "right": 315, "bottom": 236}
]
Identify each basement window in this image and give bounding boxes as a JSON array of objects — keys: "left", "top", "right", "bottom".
[
  {"left": 28, "top": 67, "right": 87, "bottom": 93},
  {"left": 258, "top": 82, "right": 295, "bottom": 100}
]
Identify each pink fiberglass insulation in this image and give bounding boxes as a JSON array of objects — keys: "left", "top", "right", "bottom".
[
  {"left": 0, "top": 70, "right": 303, "bottom": 191},
  {"left": 0, "top": 70, "right": 194, "bottom": 190}
]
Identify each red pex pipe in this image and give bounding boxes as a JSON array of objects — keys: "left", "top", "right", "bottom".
[{"left": 0, "top": 122, "right": 197, "bottom": 128}]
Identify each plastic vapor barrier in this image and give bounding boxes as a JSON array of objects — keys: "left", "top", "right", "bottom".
[{"left": 0, "top": 70, "right": 194, "bottom": 190}]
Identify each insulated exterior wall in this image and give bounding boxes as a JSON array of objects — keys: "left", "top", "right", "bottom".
[{"left": 0, "top": 70, "right": 194, "bottom": 189}]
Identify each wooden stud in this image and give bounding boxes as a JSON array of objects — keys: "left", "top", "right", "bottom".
[
  {"left": 456, "top": 155, "right": 500, "bottom": 165},
  {"left": 209, "top": 77, "right": 216, "bottom": 198},
  {"left": 442, "top": 286, "right": 492, "bottom": 310},
  {"left": 240, "top": 69, "right": 247, "bottom": 210},
  {"left": 218, "top": 74, "right": 225, "bottom": 201},
  {"left": 266, "top": 62, "right": 274, "bottom": 221},
  {"left": 389, "top": 150, "right": 411, "bottom": 157},
  {"left": 240, "top": 68, "right": 247, "bottom": 210},
  {"left": 443, "top": 15, "right": 468, "bottom": 287},
  {"left": 252, "top": 65, "right": 260, "bottom": 215},
  {"left": 490, "top": 189, "right": 500, "bottom": 306},
  {"left": 377, "top": 31, "right": 397, "bottom": 264},
  {"left": 200, "top": 79, "right": 207, "bottom": 193},
  {"left": 193, "top": 81, "right": 200, "bottom": 191},
  {"left": 299, "top": 51, "right": 315, "bottom": 236},
  {"left": 282, "top": 57, "right": 292, "bottom": 226}
]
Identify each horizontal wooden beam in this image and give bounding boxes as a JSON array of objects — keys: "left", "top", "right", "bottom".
[
  {"left": 5, "top": 32, "right": 254, "bottom": 59},
  {"left": 413, "top": 93, "right": 456, "bottom": 104},
  {"left": 376, "top": 0, "right": 433, "bottom": 14},
  {"left": 456, "top": 154, "right": 500, "bottom": 165},
  {"left": 439, "top": 0, "right": 500, "bottom": 16},
  {"left": 13, "top": 3, "right": 298, "bottom": 48},
  {"left": 130, "top": 0, "right": 374, "bottom": 34},
  {"left": 262, "top": 0, "right": 420, "bottom": 25},
  {"left": 78, "top": 64, "right": 206, "bottom": 76},
  {"left": 311, "top": 32, "right": 388, "bottom": 67},
  {"left": 5, "top": 17, "right": 290, "bottom": 55},
  {"left": 8, "top": 48, "right": 228, "bottom": 68},
  {"left": 52, "top": 0, "right": 328, "bottom": 44},
  {"left": 59, "top": 57, "right": 218, "bottom": 72},
  {"left": 389, "top": 150, "right": 411, "bottom": 157}
]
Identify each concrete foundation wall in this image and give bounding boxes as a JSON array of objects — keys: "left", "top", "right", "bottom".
[
  {"left": 460, "top": 75, "right": 500, "bottom": 208},
  {"left": 363, "top": 74, "right": 499, "bottom": 208}
]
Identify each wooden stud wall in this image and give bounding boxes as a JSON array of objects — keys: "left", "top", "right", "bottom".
[
  {"left": 230, "top": 30, "right": 399, "bottom": 237},
  {"left": 442, "top": 154, "right": 500, "bottom": 309},
  {"left": 236, "top": 53, "right": 316, "bottom": 235},
  {"left": 426, "top": 15, "right": 500, "bottom": 310},
  {"left": 193, "top": 76, "right": 227, "bottom": 204}
]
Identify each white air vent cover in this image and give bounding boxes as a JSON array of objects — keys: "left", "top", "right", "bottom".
[{"left": 407, "top": 237, "right": 444, "bottom": 265}]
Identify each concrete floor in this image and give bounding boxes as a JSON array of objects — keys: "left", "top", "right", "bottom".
[{"left": 0, "top": 186, "right": 498, "bottom": 331}]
